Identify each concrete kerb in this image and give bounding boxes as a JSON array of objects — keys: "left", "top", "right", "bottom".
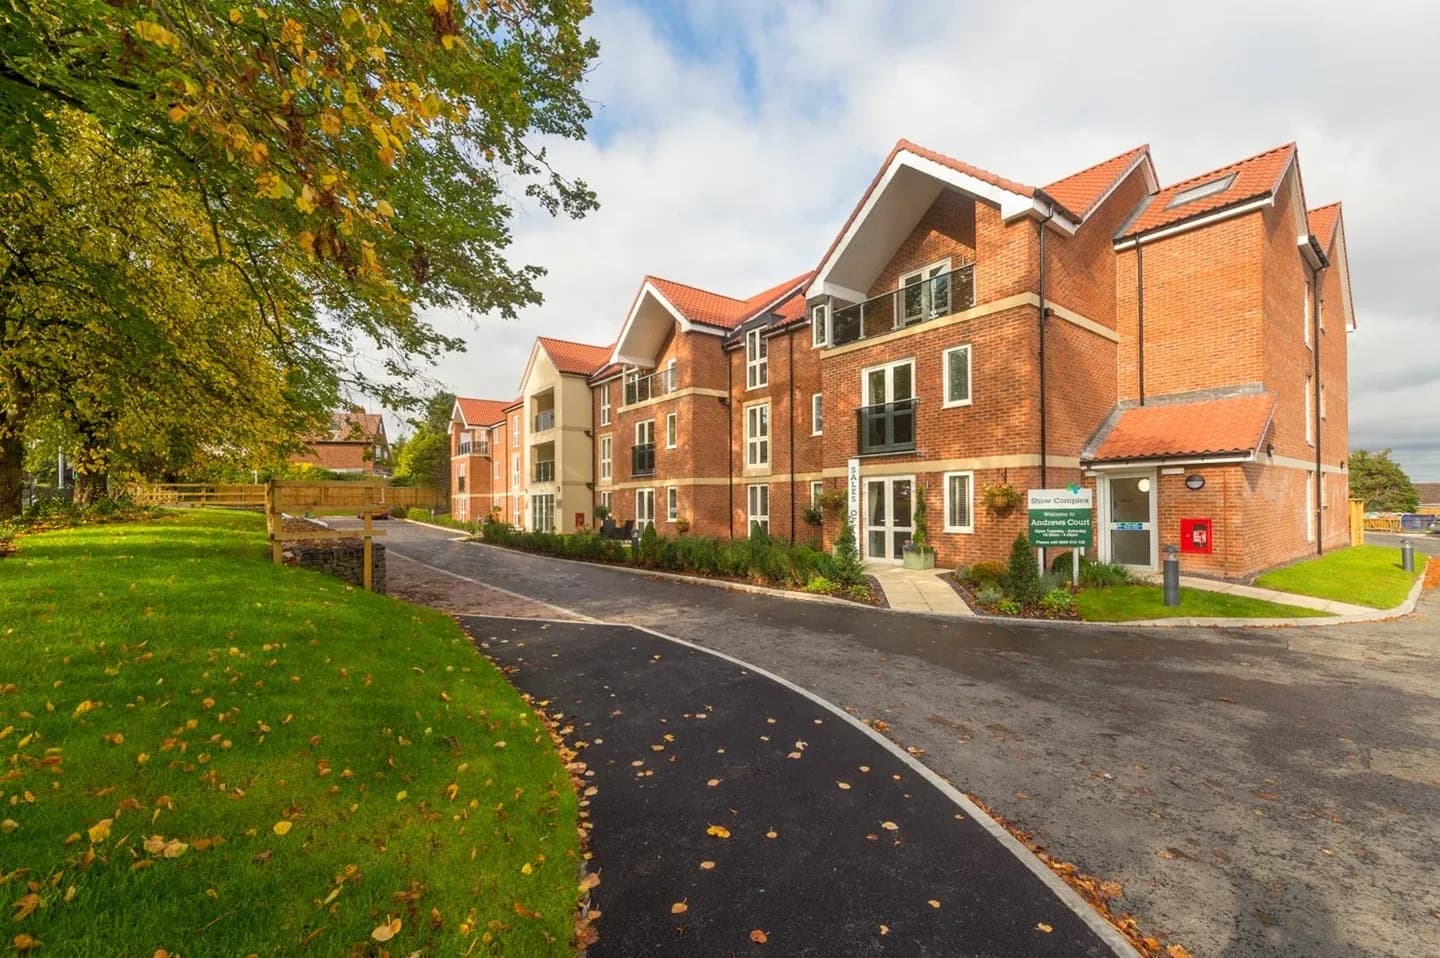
[
  {"left": 470, "top": 613, "right": 1142, "bottom": 958},
  {"left": 402, "top": 520, "right": 1428, "bottom": 630}
]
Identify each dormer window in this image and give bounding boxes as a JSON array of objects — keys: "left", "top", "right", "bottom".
[
  {"left": 811, "top": 304, "right": 828, "bottom": 348},
  {"left": 1166, "top": 173, "right": 1236, "bottom": 209}
]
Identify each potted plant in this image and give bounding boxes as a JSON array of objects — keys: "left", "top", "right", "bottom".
[
  {"left": 802, "top": 504, "right": 824, "bottom": 527},
  {"left": 593, "top": 503, "right": 611, "bottom": 522},
  {"left": 817, "top": 490, "right": 847, "bottom": 512},
  {"left": 674, "top": 517, "right": 691, "bottom": 534},
  {"left": 982, "top": 482, "right": 1021, "bottom": 513},
  {"left": 903, "top": 485, "right": 936, "bottom": 570}
]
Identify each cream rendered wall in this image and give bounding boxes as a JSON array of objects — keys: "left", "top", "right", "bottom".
[{"left": 556, "top": 374, "right": 596, "bottom": 533}]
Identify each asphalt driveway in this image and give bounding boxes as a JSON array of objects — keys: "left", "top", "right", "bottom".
[
  {"left": 468, "top": 615, "right": 1120, "bottom": 956},
  {"left": 348, "top": 519, "right": 1440, "bottom": 957}
]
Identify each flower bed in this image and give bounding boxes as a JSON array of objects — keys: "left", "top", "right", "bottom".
[{"left": 478, "top": 518, "right": 879, "bottom": 604}]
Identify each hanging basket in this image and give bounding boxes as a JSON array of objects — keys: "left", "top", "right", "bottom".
[{"left": 982, "top": 483, "right": 1021, "bottom": 512}]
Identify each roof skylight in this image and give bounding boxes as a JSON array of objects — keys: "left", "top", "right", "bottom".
[{"left": 1166, "top": 173, "right": 1237, "bottom": 209}]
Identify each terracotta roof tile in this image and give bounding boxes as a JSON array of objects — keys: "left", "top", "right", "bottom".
[
  {"left": 537, "top": 337, "right": 614, "bottom": 376},
  {"left": 1118, "top": 143, "right": 1295, "bottom": 240},
  {"left": 316, "top": 410, "right": 383, "bottom": 443},
  {"left": 1307, "top": 202, "right": 1341, "bottom": 251},
  {"left": 1089, "top": 393, "right": 1276, "bottom": 463},
  {"left": 647, "top": 271, "right": 812, "bottom": 331},
  {"left": 1043, "top": 145, "right": 1150, "bottom": 220},
  {"left": 455, "top": 397, "right": 510, "bottom": 427}
]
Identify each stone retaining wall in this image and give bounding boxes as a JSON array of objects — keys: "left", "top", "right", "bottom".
[{"left": 279, "top": 517, "right": 386, "bottom": 593}]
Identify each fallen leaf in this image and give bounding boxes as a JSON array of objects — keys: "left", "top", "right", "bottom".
[
  {"left": 371, "top": 917, "right": 402, "bottom": 942},
  {"left": 670, "top": 902, "right": 687, "bottom": 914},
  {"left": 879, "top": 924, "right": 889, "bottom": 935},
  {"left": 765, "top": 829, "right": 778, "bottom": 839},
  {"left": 87, "top": 819, "right": 113, "bottom": 843},
  {"left": 521, "top": 863, "right": 533, "bottom": 875},
  {"left": 706, "top": 778, "right": 721, "bottom": 787},
  {"left": 706, "top": 824, "right": 731, "bottom": 839},
  {"left": 272, "top": 821, "right": 293, "bottom": 836},
  {"left": 13, "top": 935, "right": 42, "bottom": 953},
  {"left": 928, "top": 899, "right": 941, "bottom": 909},
  {"left": 837, "top": 782, "right": 851, "bottom": 790},
  {"left": 578, "top": 873, "right": 601, "bottom": 892},
  {"left": 699, "top": 861, "right": 715, "bottom": 870},
  {"left": 880, "top": 821, "right": 898, "bottom": 831},
  {"left": 749, "top": 929, "right": 768, "bottom": 943},
  {"left": 1036, "top": 922, "right": 1053, "bottom": 933},
  {"left": 12, "top": 894, "right": 42, "bottom": 921}
]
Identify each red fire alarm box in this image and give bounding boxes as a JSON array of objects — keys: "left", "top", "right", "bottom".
[
  {"left": 1180, "top": 518, "right": 1213, "bottom": 555},
  {"left": 575, "top": 511, "right": 586, "bottom": 530}
]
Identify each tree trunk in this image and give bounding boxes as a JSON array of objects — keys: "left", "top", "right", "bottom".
[
  {"left": 0, "top": 429, "right": 23, "bottom": 520},
  {"left": 71, "top": 469, "right": 107, "bottom": 506}
]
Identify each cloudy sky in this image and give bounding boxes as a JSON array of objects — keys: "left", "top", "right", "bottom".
[{"left": 386, "top": 0, "right": 1440, "bottom": 479}]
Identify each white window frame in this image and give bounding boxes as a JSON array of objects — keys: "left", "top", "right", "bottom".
[
  {"left": 745, "top": 327, "right": 768, "bottom": 389},
  {"left": 531, "top": 493, "right": 556, "bottom": 533},
  {"left": 599, "top": 490, "right": 612, "bottom": 512},
  {"left": 811, "top": 304, "right": 828, "bottom": 348},
  {"left": 1320, "top": 384, "right": 1327, "bottom": 420},
  {"left": 665, "top": 411, "right": 678, "bottom": 449},
  {"left": 745, "top": 402, "right": 770, "bottom": 467},
  {"left": 942, "top": 344, "right": 972, "bottom": 408},
  {"left": 636, "top": 418, "right": 654, "bottom": 447},
  {"left": 1303, "top": 277, "right": 1312, "bottom": 347},
  {"left": 666, "top": 486, "right": 678, "bottom": 522},
  {"left": 898, "top": 258, "right": 951, "bottom": 325},
  {"left": 599, "top": 435, "right": 612, "bottom": 481},
  {"left": 862, "top": 358, "right": 916, "bottom": 406},
  {"left": 599, "top": 384, "right": 611, "bottom": 426},
  {"left": 635, "top": 488, "right": 656, "bottom": 532},
  {"left": 511, "top": 416, "right": 519, "bottom": 447},
  {"left": 942, "top": 471, "right": 975, "bottom": 533},
  {"left": 811, "top": 480, "right": 824, "bottom": 506},
  {"left": 747, "top": 484, "right": 769, "bottom": 536},
  {"left": 811, "top": 393, "right": 823, "bottom": 436},
  {"left": 511, "top": 456, "right": 519, "bottom": 488},
  {"left": 1305, "top": 376, "right": 1315, "bottom": 446}
]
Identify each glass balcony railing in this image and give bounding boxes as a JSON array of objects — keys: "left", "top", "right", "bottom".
[
  {"left": 457, "top": 440, "right": 489, "bottom": 457},
  {"left": 830, "top": 263, "right": 975, "bottom": 346},
  {"left": 631, "top": 443, "right": 656, "bottom": 477},
  {"left": 623, "top": 366, "right": 679, "bottom": 406},
  {"left": 532, "top": 460, "right": 555, "bottom": 483},
  {"left": 533, "top": 409, "right": 556, "bottom": 432},
  {"left": 856, "top": 399, "right": 917, "bottom": 455}
]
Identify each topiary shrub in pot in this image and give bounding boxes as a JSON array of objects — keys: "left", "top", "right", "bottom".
[{"left": 902, "top": 484, "right": 935, "bottom": 570}]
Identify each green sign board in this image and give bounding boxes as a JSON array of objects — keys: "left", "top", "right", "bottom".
[{"left": 1027, "top": 488, "right": 1093, "bottom": 548}]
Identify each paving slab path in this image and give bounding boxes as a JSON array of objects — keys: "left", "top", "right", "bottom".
[{"left": 466, "top": 615, "right": 1122, "bottom": 957}]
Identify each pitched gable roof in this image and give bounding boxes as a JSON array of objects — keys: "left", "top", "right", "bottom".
[
  {"left": 1306, "top": 203, "right": 1341, "bottom": 251},
  {"left": 315, "top": 410, "right": 384, "bottom": 444},
  {"left": 455, "top": 397, "right": 510, "bottom": 427},
  {"left": 1118, "top": 143, "right": 1296, "bottom": 241},
  {"left": 1087, "top": 393, "right": 1276, "bottom": 464},
  {"left": 1043, "top": 145, "right": 1152, "bottom": 221},
  {"left": 536, "top": 337, "right": 613, "bottom": 376},
  {"left": 646, "top": 271, "right": 812, "bottom": 331}
]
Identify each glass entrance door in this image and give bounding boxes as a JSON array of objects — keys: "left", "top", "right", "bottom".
[
  {"left": 1106, "top": 474, "right": 1154, "bottom": 568},
  {"left": 864, "top": 477, "right": 914, "bottom": 561}
]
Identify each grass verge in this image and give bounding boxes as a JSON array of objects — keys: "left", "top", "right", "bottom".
[
  {"left": 1253, "top": 545, "right": 1421, "bottom": 609},
  {"left": 1075, "top": 584, "right": 1329, "bottom": 622},
  {"left": 0, "top": 510, "right": 579, "bottom": 954}
]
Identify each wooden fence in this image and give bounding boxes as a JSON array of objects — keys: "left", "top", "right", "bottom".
[
  {"left": 127, "top": 480, "right": 443, "bottom": 511},
  {"left": 265, "top": 480, "right": 385, "bottom": 591}
]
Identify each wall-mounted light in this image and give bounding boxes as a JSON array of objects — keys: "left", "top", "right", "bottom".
[
  {"left": 1267, "top": 444, "right": 1276, "bottom": 458},
  {"left": 1185, "top": 474, "right": 1206, "bottom": 490},
  {"left": 1137, "top": 477, "right": 1151, "bottom": 494}
]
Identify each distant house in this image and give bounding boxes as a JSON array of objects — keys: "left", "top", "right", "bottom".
[
  {"left": 1417, "top": 483, "right": 1440, "bottom": 509},
  {"left": 291, "top": 409, "right": 391, "bottom": 477}
]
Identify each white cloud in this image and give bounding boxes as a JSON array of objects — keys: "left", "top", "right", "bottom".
[{"left": 384, "top": 0, "right": 1440, "bottom": 478}]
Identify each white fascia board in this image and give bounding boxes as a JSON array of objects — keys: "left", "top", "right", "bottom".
[
  {"left": 809, "top": 149, "right": 1038, "bottom": 299},
  {"left": 1113, "top": 196, "right": 1273, "bottom": 251},
  {"left": 1010, "top": 197, "right": 1078, "bottom": 235},
  {"left": 609, "top": 282, "right": 693, "bottom": 368},
  {"left": 1332, "top": 219, "right": 1356, "bottom": 331},
  {"left": 1298, "top": 235, "right": 1325, "bottom": 269},
  {"left": 811, "top": 281, "right": 869, "bottom": 304},
  {"left": 1086, "top": 453, "right": 1255, "bottom": 469},
  {"left": 734, "top": 281, "right": 808, "bottom": 329},
  {"left": 450, "top": 399, "right": 469, "bottom": 428},
  {"left": 1080, "top": 151, "right": 1159, "bottom": 222}
]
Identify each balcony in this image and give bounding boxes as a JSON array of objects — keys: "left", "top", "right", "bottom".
[
  {"left": 631, "top": 443, "right": 656, "bottom": 477},
  {"left": 623, "top": 365, "right": 679, "bottom": 406},
  {"left": 457, "top": 440, "right": 490, "bottom": 457},
  {"left": 857, "top": 399, "right": 917, "bottom": 455},
  {"left": 830, "top": 263, "right": 975, "bottom": 347},
  {"left": 532, "top": 460, "right": 555, "bottom": 483},
  {"left": 532, "top": 409, "right": 556, "bottom": 432}
]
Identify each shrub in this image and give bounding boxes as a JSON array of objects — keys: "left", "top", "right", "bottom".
[
  {"left": 975, "top": 585, "right": 1004, "bottom": 608},
  {"left": 806, "top": 575, "right": 835, "bottom": 594},
  {"left": 996, "top": 598, "right": 1021, "bottom": 615},
  {"left": 1005, "top": 533, "right": 1042, "bottom": 606},
  {"left": 910, "top": 485, "right": 930, "bottom": 552},
  {"left": 636, "top": 523, "right": 660, "bottom": 566},
  {"left": 967, "top": 560, "right": 1008, "bottom": 589},
  {"left": 1039, "top": 588, "right": 1077, "bottom": 615},
  {"left": 1082, "top": 561, "right": 1133, "bottom": 589},
  {"left": 832, "top": 515, "right": 864, "bottom": 587},
  {"left": 388, "top": 504, "right": 409, "bottom": 519},
  {"left": 847, "top": 583, "right": 872, "bottom": 602}
]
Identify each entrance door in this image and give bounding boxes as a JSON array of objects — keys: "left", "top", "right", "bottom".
[
  {"left": 864, "top": 477, "right": 914, "bottom": 561},
  {"left": 635, "top": 488, "right": 655, "bottom": 532},
  {"left": 1104, "top": 473, "right": 1156, "bottom": 569}
]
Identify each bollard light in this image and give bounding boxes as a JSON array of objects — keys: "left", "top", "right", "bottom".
[
  {"left": 1401, "top": 538, "right": 1415, "bottom": 574},
  {"left": 1163, "top": 544, "right": 1181, "bottom": 607}
]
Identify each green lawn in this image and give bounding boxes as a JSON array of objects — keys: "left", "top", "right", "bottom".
[
  {"left": 1076, "top": 584, "right": 1330, "bottom": 622},
  {"left": 0, "top": 510, "right": 578, "bottom": 954},
  {"left": 1254, "top": 545, "right": 1422, "bottom": 609}
]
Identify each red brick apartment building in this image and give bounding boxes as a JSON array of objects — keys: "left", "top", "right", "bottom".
[
  {"left": 292, "top": 409, "right": 391, "bottom": 476},
  {"left": 452, "top": 138, "right": 1354, "bottom": 579}
]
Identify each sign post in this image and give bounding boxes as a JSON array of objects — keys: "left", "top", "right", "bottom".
[
  {"left": 846, "top": 458, "right": 861, "bottom": 540},
  {"left": 1027, "top": 487, "right": 1094, "bottom": 586}
]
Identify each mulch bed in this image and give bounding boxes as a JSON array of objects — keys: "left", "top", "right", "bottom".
[{"left": 945, "top": 574, "right": 1081, "bottom": 621}]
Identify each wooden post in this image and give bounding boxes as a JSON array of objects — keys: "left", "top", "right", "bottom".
[
  {"left": 362, "top": 512, "right": 374, "bottom": 591},
  {"left": 266, "top": 480, "right": 283, "bottom": 564},
  {"left": 1348, "top": 498, "right": 1365, "bottom": 547}
]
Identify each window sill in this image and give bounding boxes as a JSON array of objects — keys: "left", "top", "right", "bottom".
[
  {"left": 811, "top": 430, "right": 823, "bottom": 437},
  {"left": 941, "top": 399, "right": 973, "bottom": 410},
  {"left": 943, "top": 526, "right": 974, "bottom": 534}
]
